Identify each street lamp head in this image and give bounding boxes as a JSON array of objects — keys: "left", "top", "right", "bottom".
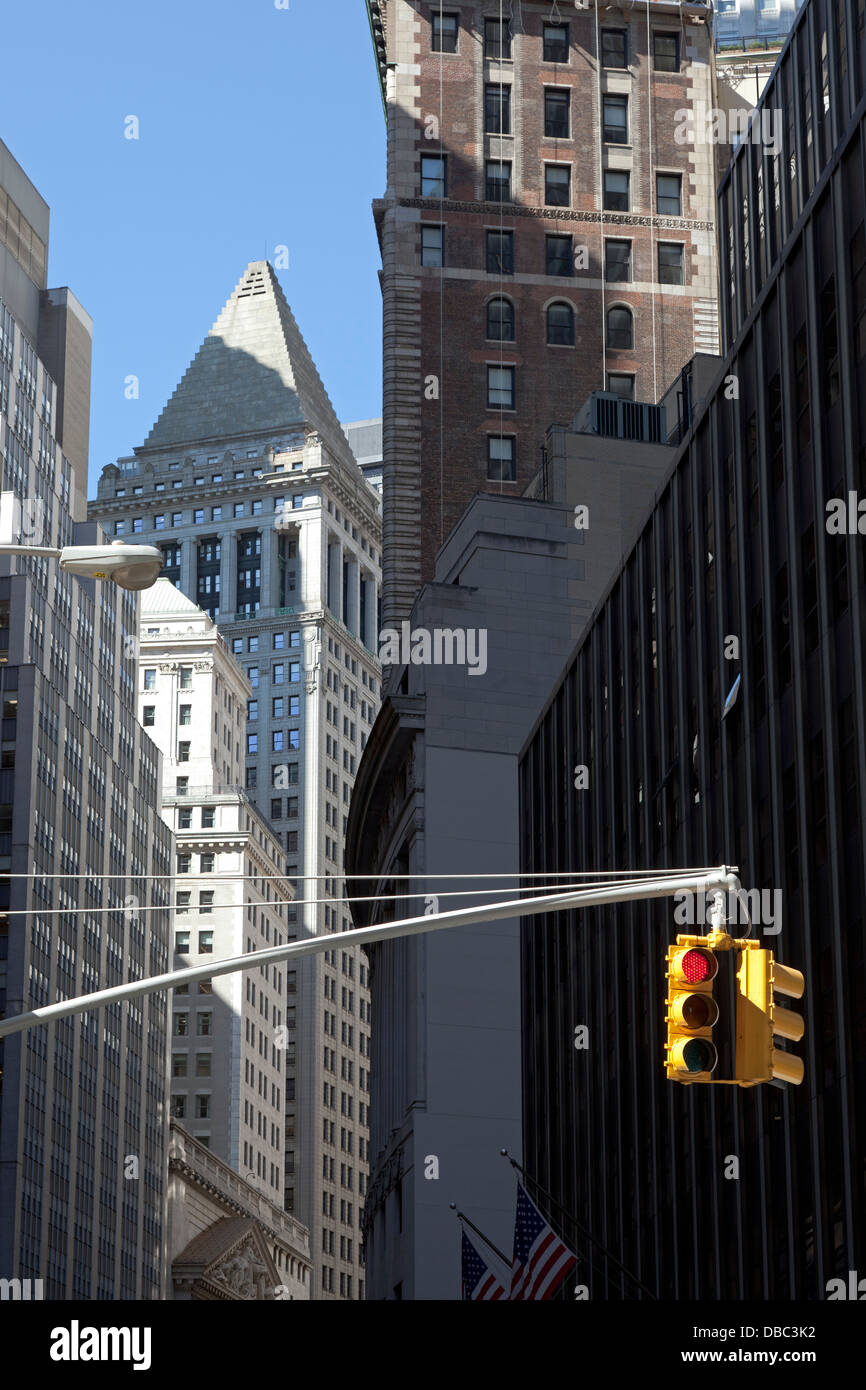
[{"left": 58, "top": 543, "right": 163, "bottom": 591}]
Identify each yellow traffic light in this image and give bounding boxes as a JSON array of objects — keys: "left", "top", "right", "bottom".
[
  {"left": 735, "top": 942, "right": 804, "bottom": 1086},
  {"left": 665, "top": 941, "right": 722, "bottom": 1082},
  {"left": 665, "top": 932, "right": 805, "bottom": 1087}
]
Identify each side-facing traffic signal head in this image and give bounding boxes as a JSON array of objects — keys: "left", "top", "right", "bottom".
[
  {"left": 735, "top": 944, "right": 805, "bottom": 1085},
  {"left": 666, "top": 942, "right": 720, "bottom": 1080}
]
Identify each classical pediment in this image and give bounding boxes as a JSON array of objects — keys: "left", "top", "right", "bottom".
[{"left": 173, "top": 1217, "right": 281, "bottom": 1300}]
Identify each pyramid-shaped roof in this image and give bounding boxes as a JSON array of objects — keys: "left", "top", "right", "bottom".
[
  {"left": 140, "top": 261, "right": 356, "bottom": 468},
  {"left": 139, "top": 576, "right": 207, "bottom": 619}
]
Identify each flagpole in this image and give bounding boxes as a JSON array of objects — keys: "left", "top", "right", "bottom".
[
  {"left": 450, "top": 1202, "right": 511, "bottom": 1267},
  {"left": 500, "top": 1150, "right": 657, "bottom": 1300}
]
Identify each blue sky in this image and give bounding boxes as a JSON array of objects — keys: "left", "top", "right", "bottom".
[{"left": 0, "top": 0, "right": 384, "bottom": 495}]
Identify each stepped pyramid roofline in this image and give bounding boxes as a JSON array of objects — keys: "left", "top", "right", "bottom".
[{"left": 138, "top": 261, "right": 357, "bottom": 470}]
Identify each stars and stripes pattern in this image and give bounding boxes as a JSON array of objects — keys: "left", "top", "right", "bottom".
[
  {"left": 461, "top": 1230, "right": 507, "bottom": 1300},
  {"left": 510, "top": 1182, "right": 577, "bottom": 1301}
]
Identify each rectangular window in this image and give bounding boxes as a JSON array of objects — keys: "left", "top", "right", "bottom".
[
  {"left": 605, "top": 239, "right": 632, "bottom": 282},
  {"left": 179, "top": 704, "right": 191, "bottom": 725},
  {"left": 273, "top": 663, "right": 285, "bottom": 684},
  {"left": 172, "top": 1055, "right": 187, "bottom": 1077},
  {"left": 174, "top": 1013, "right": 189, "bottom": 1036},
  {"left": 658, "top": 242, "right": 684, "bottom": 285},
  {"left": 603, "top": 169, "right": 630, "bottom": 211},
  {"left": 487, "top": 365, "right": 515, "bottom": 409},
  {"left": 546, "top": 234, "right": 573, "bottom": 277},
  {"left": 487, "top": 436, "right": 516, "bottom": 482},
  {"left": 431, "top": 12, "right": 458, "bottom": 52},
  {"left": 198, "top": 931, "right": 214, "bottom": 954},
  {"left": 486, "top": 230, "right": 513, "bottom": 274},
  {"left": 197, "top": 1012, "right": 213, "bottom": 1036},
  {"left": 247, "top": 733, "right": 258, "bottom": 753},
  {"left": 485, "top": 83, "right": 511, "bottom": 134},
  {"left": 484, "top": 17, "right": 511, "bottom": 59},
  {"left": 199, "top": 891, "right": 214, "bottom": 912},
  {"left": 545, "top": 164, "right": 571, "bottom": 207},
  {"left": 603, "top": 95, "right": 628, "bottom": 143},
  {"left": 271, "top": 797, "right": 283, "bottom": 819},
  {"left": 177, "top": 742, "right": 190, "bottom": 762},
  {"left": 233, "top": 502, "right": 244, "bottom": 518},
  {"left": 248, "top": 699, "right": 258, "bottom": 719},
  {"left": 421, "top": 155, "right": 446, "bottom": 197},
  {"left": 602, "top": 29, "right": 627, "bottom": 68},
  {"left": 248, "top": 667, "right": 259, "bottom": 688},
  {"left": 194, "top": 508, "right": 204, "bottom": 524},
  {"left": 195, "top": 1095, "right": 210, "bottom": 1119},
  {"left": 607, "top": 373, "right": 634, "bottom": 400},
  {"left": 200, "top": 853, "right": 215, "bottom": 873},
  {"left": 421, "top": 225, "right": 444, "bottom": 267},
  {"left": 544, "top": 89, "right": 570, "bottom": 138},
  {"left": 195, "top": 1053, "right": 212, "bottom": 1077},
  {"left": 180, "top": 667, "right": 192, "bottom": 689},
  {"left": 176, "top": 892, "right": 191, "bottom": 914},
  {"left": 653, "top": 32, "right": 680, "bottom": 72},
  {"left": 543, "top": 23, "right": 569, "bottom": 63},
  {"left": 486, "top": 160, "right": 511, "bottom": 202},
  {"left": 155, "top": 515, "right": 165, "bottom": 530},
  {"left": 656, "top": 172, "right": 682, "bottom": 216},
  {"left": 175, "top": 931, "right": 191, "bottom": 954},
  {"left": 143, "top": 669, "right": 156, "bottom": 691},
  {"left": 201, "top": 808, "right": 215, "bottom": 829},
  {"left": 142, "top": 705, "right": 155, "bottom": 726}
]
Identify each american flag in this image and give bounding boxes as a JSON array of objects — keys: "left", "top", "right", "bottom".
[
  {"left": 461, "top": 1230, "right": 507, "bottom": 1300},
  {"left": 510, "top": 1182, "right": 577, "bottom": 1301}
]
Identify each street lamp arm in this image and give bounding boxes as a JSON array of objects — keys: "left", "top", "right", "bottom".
[
  {"left": 0, "top": 866, "right": 740, "bottom": 1040},
  {"left": 0, "top": 545, "right": 62, "bottom": 557}
]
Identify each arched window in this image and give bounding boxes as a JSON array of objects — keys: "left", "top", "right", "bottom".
[
  {"left": 546, "top": 301, "right": 574, "bottom": 346},
  {"left": 606, "top": 305, "right": 634, "bottom": 350},
  {"left": 486, "top": 297, "right": 515, "bottom": 341}
]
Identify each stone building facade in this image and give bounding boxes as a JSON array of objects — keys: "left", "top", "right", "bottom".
[
  {"left": 89, "top": 262, "right": 382, "bottom": 1299},
  {"left": 165, "top": 1122, "right": 311, "bottom": 1299},
  {"left": 138, "top": 579, "right": 292, "bottom": 1200}
]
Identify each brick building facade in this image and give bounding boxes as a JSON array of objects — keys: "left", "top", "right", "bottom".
[{"left": 368, "top": 0, "right": 721, "bottom": 622}]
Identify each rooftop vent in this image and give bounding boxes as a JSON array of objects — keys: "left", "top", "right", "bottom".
[{"left": 573, "top": 391, "right": 666, "bottom": 445}]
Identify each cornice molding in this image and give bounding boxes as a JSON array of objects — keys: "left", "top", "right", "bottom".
[{"left": 400, "top": 196, "right": 714, "bottom": 233}]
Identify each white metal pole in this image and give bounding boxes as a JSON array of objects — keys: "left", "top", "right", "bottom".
[{"left": 0, "top": 866, "right": 740, "bottom": 1040}]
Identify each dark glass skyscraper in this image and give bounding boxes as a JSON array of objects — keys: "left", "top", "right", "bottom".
[{"left": 519, "top": 0, "right": 866, "bottom": 1300}]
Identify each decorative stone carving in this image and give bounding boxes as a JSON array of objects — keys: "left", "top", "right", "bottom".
[
  {"left": 402, "top": 196, "right": 714, "bottom": 233},
  {"left": 210, "top": 1239, "right": 274, "bottom": 1300}
]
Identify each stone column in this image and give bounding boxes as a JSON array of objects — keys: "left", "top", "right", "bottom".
[
  {"left": 344, "top": 554, "right": 360, "bottom": 637},
  {"left": 261, "top": 524, "right": 275, "bottom": 611},
  {"left": 221, "top": 529, "right": 238, "bottom": 621},
  {"left": 327, "top": 536, "right": 343, "bottom": 623},
  {"left": 180, "top": 537, "right": 194, "bottom": 600}
]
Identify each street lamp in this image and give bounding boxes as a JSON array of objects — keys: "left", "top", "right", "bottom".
[{"left": 0, "top": 540, "right": 163, "bottom": 591}]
